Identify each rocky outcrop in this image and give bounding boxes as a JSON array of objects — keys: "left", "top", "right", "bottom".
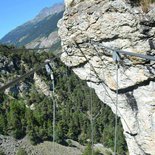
[
  {"left": 0, "top": 56, "right": 14, "bottom": 76},
  {"left": 33, "top": 73, "right": 51, "bottom": 97},
  {"left": 58, "top": 0, "right": 155, "bottom": 154}
]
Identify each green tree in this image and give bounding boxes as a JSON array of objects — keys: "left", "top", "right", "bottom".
[
  {"left": 0, "top": 149, "right": 5, "bottom": 155},
  {"left": 7, "top": 100, "right": 26, "bottom": 139},
  {"left": 0, "top": 45, "right": 127, "bottom": 153},
  {"left": 82, "top": 144, "right": 92, "bottom": 155},
  {"left": 82, "top": 144, "right": 102, "bottom": 155}
]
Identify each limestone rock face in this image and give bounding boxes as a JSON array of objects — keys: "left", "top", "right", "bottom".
[
  {"left": 58, "top": 0, "right": 155, "bottom": 154},
  {"left": 34, "top": 73, "right": 51, "bottom": 97}
]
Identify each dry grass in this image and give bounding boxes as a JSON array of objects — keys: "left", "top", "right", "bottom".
[
  {"left": 140, "top": 0, "right": 152, "bottom": 12},
  {"left": 130, "top": 0, "right": 155, "bottom": 13}
]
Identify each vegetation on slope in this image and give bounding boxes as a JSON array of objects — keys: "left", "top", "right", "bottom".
[
  {"left": 0, "top": 45, "right": 127, "bottom": 154},
  {"left": 16, "top": 148, "right": 27, "bottom": 155}
]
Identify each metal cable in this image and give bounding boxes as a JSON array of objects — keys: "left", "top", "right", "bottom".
[
  {"left": 43, "top": 62, "right": 56, "bottom": 154},
  {"left": 89, "top": 73, "right": 94, "bottom": 155},
  {"left": 90, "top": 43, "right": 110, "bottom": 88},
  {"left": 0, "top": 42, "right": 149, "bottom": 153},
  {"left": 52, "top": 79, "right": 56, "bottom": 154},
  {"left": 90, "top": 43, "right": 110, "bottom": 70},
  {"left": 114, "top": 63, "right": 119, "bottom": 155},
  {"left": 75, "top": 42, "right": 146, "bottom": 154},
  {"left": 0, "top": 51, "right": 63, "bottom": 93},
  {"left": 91, "top": 41, "right": 155, "bottom": 62},
  {"left": 0, "top": 49, "right": 63, "bottom": 153},
  {"left": 0, "top": 47, "right": 58, "bottom": 51}
]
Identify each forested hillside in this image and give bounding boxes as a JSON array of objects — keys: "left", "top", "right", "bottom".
[{"left": 0, "top": 45, "right": 127, "bottom": 154}]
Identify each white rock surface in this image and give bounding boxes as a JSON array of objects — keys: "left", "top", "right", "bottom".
[
  {"left": 34, "top": 73, "right": 51, "bottom": 96},
  {"left": 58, "top": 0, "right": 155, "bottom": 154}
]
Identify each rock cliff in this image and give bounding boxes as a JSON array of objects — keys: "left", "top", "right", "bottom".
[{"left": 58, "top": 0, "right": 155, "bottom": 154}]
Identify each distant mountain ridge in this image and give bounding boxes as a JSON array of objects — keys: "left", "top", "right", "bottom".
[
  {"left": 32, "top": 3, "right": 64, "bottom": 23},
  {"left": 0, "top": 3, "right": 64, "bottom": 49}
]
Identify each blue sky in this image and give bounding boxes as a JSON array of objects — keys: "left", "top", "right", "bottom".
[{"left": 0, "top": 0, "right": 64, "bottom": 39}]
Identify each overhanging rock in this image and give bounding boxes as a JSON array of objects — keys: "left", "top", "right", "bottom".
[{"left": 58, "top": 0, "right": 155, "bottom": 154}]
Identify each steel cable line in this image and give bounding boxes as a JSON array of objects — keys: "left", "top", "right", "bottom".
[
  {"left": 90, "top": 40, "right": 155, "bottom": 92},
  {"left": 1, "top": 42, "right": 150, "bottom": 153},
  {"left": 91, "top": 41, "right": 155, "bottom": 62},
  {"left": 90, "top": 42, "right": 135, "bottom": 85},
  {"left": 88, "top": 43, "right": 107, "bottom": 141},
  {"left": 90, "top": 42, "right": 110, "bottom": 70},
  {"left": 51, "top": 80, "right": 56, "bottom": 154},
  {"left": 91, "top": 44, "right": 151, "bottom": 95},
  {"left": 45, "top": 62, "right": 56, "bottom": 154},
  {"left": 89, "top": 66, "right": 94, "bottom": 155},
  {"left": 0, "top": 49, "right": 62, "bottom": 152},
  {"left": 0, "top": 47, "right": 58, "bottom": 52},
  {"left": 114, "top": 58, "right": 119, "bottom": 155},
  {"left": 0, "top": 49, "right": 63, "bottom": 153},
  {"left": 91, "top": 41, "right": 125, "bottom": 154},
  {"left": 0, "top": 51, "right": 63, "bottom": 93},
  {"left": 75, "top": 42, "right": 146, "bottom": 154},
  {"left": 90, "top": 40, "right": 152, "bottom": 110},
  {"left": 0, "top": 50, "right": 61, "bottom": 154},
  {"left": 1, "top": 40, "right": 155, "bottom": 93},
  {"left": 92, "top": 41, "right": 149, "bottom": 101}
]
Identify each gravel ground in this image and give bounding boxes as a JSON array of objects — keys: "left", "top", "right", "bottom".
[
  {"left": 0, "top": 135, "right": 112, "bottom": 155},
  {"left": 0, "top": 135, "right": 83, "bottom": 155}
]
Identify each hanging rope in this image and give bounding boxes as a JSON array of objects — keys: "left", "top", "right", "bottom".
[
  {"left": 90, "top": 86, "right": 94, "bottom": 155},
  {"left": 77, "top": 43, "right": 146, "bottom": 154},
  {"left": 90, "top": 41, "right": 121, "bottom": 155},
  {"left": 89, "top": 65, "right": 94, "bottom": 155},
  {"left": 114, "top": 63, "right": 119, "bottom": 155},
  {"left": 112, "top": 51, "right": 120, "bottom": 155},
  {"left": 52, "top": 79, "right": 56, "bottom": 154},
  {"left": 45, "top": 62, "right": 56, "bottom": 154}
]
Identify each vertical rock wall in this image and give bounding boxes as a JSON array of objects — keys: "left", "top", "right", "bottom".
[{"left": 58, "top": 0, "right": 155, "bottom": 154}]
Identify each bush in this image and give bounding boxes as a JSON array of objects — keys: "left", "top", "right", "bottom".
[
  {"left": 82, "top": 144, "right": 92, "bottom": 155},
  {"left": 104, "top": 150, "right": 112, "bottom": 155},
  {"left": 67, "top": 139, "right": 72, "bottom": 146},
  {"left": 16, "top": 148, "right": 27, "bottom": 155},
  {"left": 82, "top": 144, "right": 102, "bottom": 155},
  {"left": 0, "top": 149, "right": 5, "bottom": 155}
]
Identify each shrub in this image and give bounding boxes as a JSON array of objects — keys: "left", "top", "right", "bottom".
[
  {"left": 82, "top": 144, "right": 102, "bottom": 155},
  {"left": 0, "top": 149, "right": 5, "bottom": 155},
  {"left": 16, "top": 148, "right": 27, "bottom": 155}
]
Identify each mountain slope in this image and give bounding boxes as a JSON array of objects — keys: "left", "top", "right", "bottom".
[
  {"left": 0, "top": 44, "right": 126, "bottom": 155},
  {"left": 0, "top": 3, "right": 64, "bottom": 48}
]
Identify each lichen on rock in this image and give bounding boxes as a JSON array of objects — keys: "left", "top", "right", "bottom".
[{"left": 58, "top": 0, "right": 155, "bottom": 154}]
